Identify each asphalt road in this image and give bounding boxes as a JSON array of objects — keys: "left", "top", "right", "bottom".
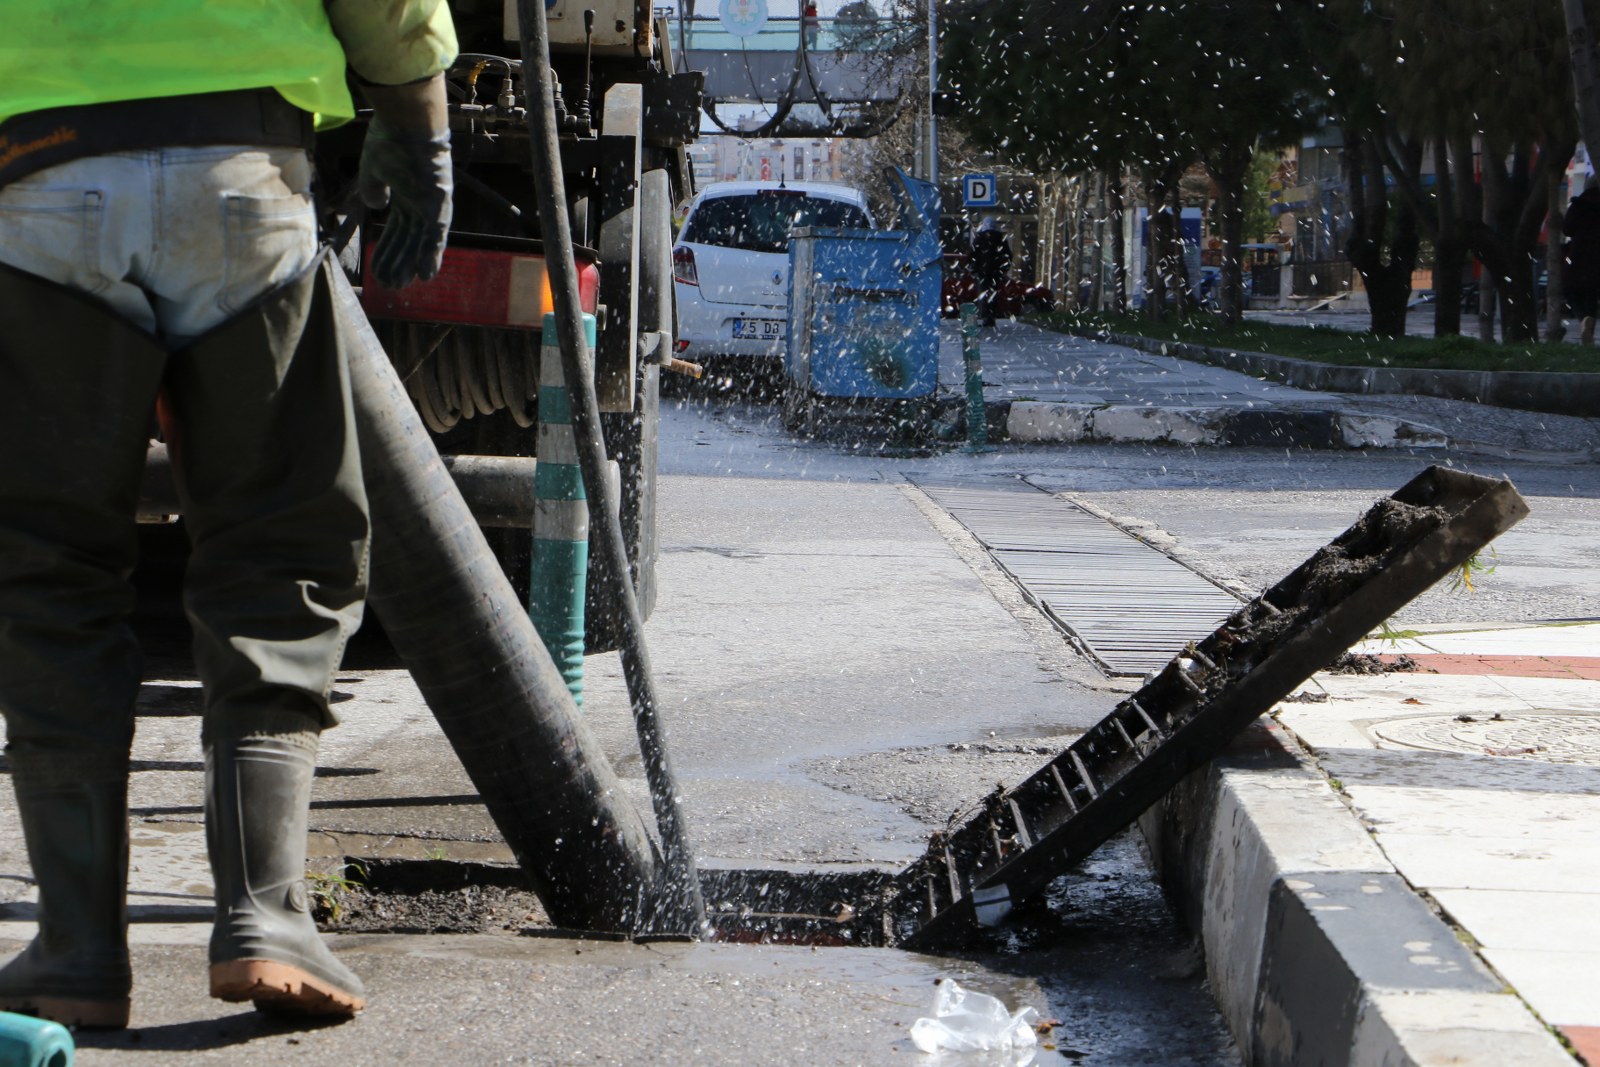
[{"left": 660, "top": 386, "right": 1600, "bottom": 628}]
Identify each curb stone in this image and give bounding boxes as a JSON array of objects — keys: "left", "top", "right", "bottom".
[
  {"left": 1138, "top": 721, "right": 1571, "bottom": 1066},
  {"left": 1004, "top": 400, "right": 1448, "bottom": 450},
  {"left": 1080, "top": 328, "right": 1600, "bottom": 420}
]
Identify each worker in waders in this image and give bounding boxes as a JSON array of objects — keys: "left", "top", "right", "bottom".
[{"left": 0, "top": 1, "right": 457, "bottom": 1027}]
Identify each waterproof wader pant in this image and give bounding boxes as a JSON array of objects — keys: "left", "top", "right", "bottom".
[{"left": 0, "top": 256, "right": 369, "bottom": 1023}]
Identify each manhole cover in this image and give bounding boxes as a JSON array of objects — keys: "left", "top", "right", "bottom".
[{"left": 1369, "top": 713, "right": 1600, "bottom": 766}]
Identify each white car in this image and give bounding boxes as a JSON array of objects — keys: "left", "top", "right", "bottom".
[{"left": 672, "top": 181, "right": 874, "bottom": 364}]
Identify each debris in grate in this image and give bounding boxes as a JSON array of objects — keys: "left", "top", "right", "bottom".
[
  {"left": 1326, "top": 652, "right": 1422, "bottom": 674},
  {"left": 701, "top": 868, "right": 898, "bottom": 946},
  {"left": 310, "top": 857, "right": 548, "bottom": 934}
]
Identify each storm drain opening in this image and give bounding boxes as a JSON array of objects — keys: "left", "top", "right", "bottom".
[{"left": 310, "top": 857, "right": 901, "bottom": 947}]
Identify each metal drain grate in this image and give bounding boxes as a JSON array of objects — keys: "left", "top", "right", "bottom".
[
  {"left": 890, "top": 466, "right": 1530, "bottom": 948},
  {"left": 915, "top": 480, "right": 1242, "bottom": 675}
]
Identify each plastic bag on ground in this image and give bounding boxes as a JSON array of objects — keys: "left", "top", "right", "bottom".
[{"left": 909, "top": 979, "right": 1039, "bottom": 1054}]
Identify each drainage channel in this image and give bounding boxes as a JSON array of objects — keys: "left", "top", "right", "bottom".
[{"left": 912, "top": 478, "right": 1243, "bottom": 676}]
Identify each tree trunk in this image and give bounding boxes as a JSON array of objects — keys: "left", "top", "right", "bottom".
[
  {"left": 1478, "top": 267, "right": 1499, "bottom": 341},
  {"left": 1432, "top": 139, "right": 1465, "bottom": 336},
  {"left": 1063, "top": 175, "right": 1080, "bottom": 311},
  {"left": 1342, "top": 127, "right": 1420, "bottom": 338},
  {"left": 1209, "top": 142, "right": 1251, "bottom": 327},
  {"left": 1503, "top": 145, "right": 1547, "bottom": 342},
  {"left": 1167, "top": 181, "right": 1195, "bottom": 315},
  {"left": 1144, "top": 171, "right": 1168, "bottom": 320},
  {"left": 1471, "top": 143, "right": 1550, "bottom": 343},
  {"left": 1076, "top": 176, "right": 1096, "bottom": 309},
  {"left": 1434, "top": 237, "right": 1467, "bottom": 336},
  {"left": 1088, "top": 172, "right": 1106, "bottom": 312},
  {"left": 1546, "top": 170, "right": 1569, "bottom": 342},
  {"left": 1109, "top": 173, "right": 1127, "bottom": 314},
  {"left": 1502, "top": 254, "right": 1539, "bottom": 341},
  {"left": 1564, "top": 0, "right": 1600, "bottom": 156}
]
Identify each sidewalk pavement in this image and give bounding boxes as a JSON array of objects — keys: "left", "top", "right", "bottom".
[
  {"left": 939, "top": 319, "right": 1600, "bottom": 459},
  {"left": 1278, "top": 621, "right": 1600, "bottom": 1064},
  {"left": 1146, "top": 619, "right": 1599, "bottom": 1065}
]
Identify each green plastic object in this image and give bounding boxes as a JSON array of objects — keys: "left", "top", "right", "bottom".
[
  {"left": 529, "top": 312, "right": 597, "bottom": 705},
  {"left": 0, "top": 1012, "right": 73, "bottom": 1067},
  {"left": 959, "top": 304, "right": 991, "bottom": 453}
]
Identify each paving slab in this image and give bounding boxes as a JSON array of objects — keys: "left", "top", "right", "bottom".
[{"left": 1275, "top": 624, "right": 1600, "bottom": 1036}]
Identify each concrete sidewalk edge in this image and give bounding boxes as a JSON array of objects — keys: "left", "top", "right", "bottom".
[
  {"left": 1077, "top": 327, "right": 1600, "bottom": 420},
  {"left": 1138, "top": 720, "right": 1572, "bottom": 1066},
  {"left": 1005, "top": 400, "right": 1449, "bottom": 450}
]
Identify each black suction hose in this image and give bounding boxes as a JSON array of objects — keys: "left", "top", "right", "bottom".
[
  {"left": 332, "top": 264, "right": 662, "bottom": 932},
  {"left": 514, "top": 0, "right": 706, "bottom": 936}
]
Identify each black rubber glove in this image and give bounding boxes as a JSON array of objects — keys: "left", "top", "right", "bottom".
[{"left": 358, "top": 77, "right": 453, "bottom": 289}]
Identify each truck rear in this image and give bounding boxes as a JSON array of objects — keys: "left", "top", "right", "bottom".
[{"left": 317, "top": 0, "right": 703, "bottom": 647}]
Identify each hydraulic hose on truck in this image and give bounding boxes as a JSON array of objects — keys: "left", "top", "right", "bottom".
[{"left": 514, "top": 0, "right": 707, "bottom": 936}]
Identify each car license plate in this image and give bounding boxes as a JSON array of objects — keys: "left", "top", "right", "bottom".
[{"left": 732, "top": 318, "right": 786, "bottom": 340}]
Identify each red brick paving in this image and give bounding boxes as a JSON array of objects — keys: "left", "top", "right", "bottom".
[
  {"left": 1562, "top": 1025, "right": 1600, "bottom": 1066},
  {"left": 1383, "top": 654, "right": 1600, "bottom": 681}
]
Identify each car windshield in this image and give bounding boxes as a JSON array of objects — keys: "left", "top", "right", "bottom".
[{"left": 682, "top": 192, "right": 871, "bottom": 254}]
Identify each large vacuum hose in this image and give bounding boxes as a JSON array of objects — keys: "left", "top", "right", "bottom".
[{"left": 334, "top": 266, "right": 661, "bottom": 932}]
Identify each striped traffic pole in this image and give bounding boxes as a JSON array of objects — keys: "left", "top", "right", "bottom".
[{"left": 529, "top": 312, "right": 594, "bottom": 705}]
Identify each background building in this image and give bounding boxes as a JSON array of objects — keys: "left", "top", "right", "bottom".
[{"left": 687, "top": 136, "right": 849, "bottom": 187}]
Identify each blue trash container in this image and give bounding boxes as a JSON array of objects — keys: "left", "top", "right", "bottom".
[{"left": 783, "top": 169, "right": 942, "bottom": 433}]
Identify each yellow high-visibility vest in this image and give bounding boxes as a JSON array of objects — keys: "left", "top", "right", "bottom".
[{"left": 0, "top": 2, "right": 359, "bottom": 129}]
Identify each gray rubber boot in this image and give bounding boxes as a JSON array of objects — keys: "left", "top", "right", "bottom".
[
  {"left": 206, "top": 732, "right": 365, "bottom": 1016},
  {"left": 0, "top": 755, "right": 130, "bottom": 1028}
]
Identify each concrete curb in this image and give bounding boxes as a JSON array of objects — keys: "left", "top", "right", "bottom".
[
  {"left": 1138, "top": 721, "right": 1572, "bottom": 1066},
  {"left": 1005, "top": 400, "right": 1449, "bottom": 450},
  {"left": 1079, "top": 328, "right": 1600, "bottom": 420}
]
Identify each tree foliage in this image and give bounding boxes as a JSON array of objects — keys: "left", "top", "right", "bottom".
[
  {"left": 936, "top": 0, "right": 1600, "bottom": 338},
  {"left": 1299, "top": 0, "right": 1595, "bottom": 339},
  {"left": 940, "top": 0, "right": 1317, "bottom": 322}
]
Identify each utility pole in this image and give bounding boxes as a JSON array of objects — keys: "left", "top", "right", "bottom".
[{"left": 927, "top": 0, "right": 939, "bottom": 195}]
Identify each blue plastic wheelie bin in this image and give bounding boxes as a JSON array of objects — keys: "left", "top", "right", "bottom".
[{"left": 783, "top": 168, "right": 942, "bottom": 435}]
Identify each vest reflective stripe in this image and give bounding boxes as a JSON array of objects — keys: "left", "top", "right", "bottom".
[{"left": 0, "top": 2, "right": 354, "bottom": 129}]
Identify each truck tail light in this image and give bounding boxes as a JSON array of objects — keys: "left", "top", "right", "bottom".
[
  {"left": 360, "top": 245, "right": 599, "bottom": 328},
  {"left": 672, "top": 245, "right": 699, "bottom": 286}
]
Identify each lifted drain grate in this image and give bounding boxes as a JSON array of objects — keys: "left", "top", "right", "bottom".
[
  {"left": 915, "top": 479, "right": 1242, "bottom": 675},
  {"left": 890, "top": 466, "right": 1528, "bottom": 948}
]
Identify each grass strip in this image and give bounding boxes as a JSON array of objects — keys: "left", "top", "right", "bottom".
[{"left": 1033, "top": 311, "right": 1600, "bottom": 375}]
